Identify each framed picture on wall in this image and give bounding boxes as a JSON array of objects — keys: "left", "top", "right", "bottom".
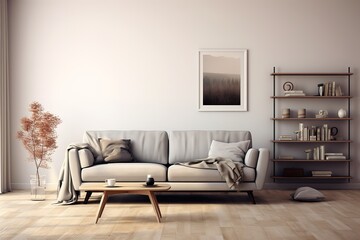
[{"left": 198, "top": 49, "right": 248, "bottom": 111}]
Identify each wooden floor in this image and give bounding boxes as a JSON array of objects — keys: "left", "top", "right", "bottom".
[{"left": 1, "top": 190, "right": 360, "bottom": 240}]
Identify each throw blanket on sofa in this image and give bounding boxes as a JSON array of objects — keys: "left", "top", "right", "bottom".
[
  {"left": 56, "top": 143, "right": 97, "bottom": 205},
  {"left": 178, "top": 157, "right": 245, "bottom": 189}
]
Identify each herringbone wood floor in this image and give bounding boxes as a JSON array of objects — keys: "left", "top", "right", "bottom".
[{"left": 1, "top": 190, "right": 360, "bottom": 240}]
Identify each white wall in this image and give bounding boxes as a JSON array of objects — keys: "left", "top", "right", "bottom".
[{"left": 8, "top": 0, "right": 360, "bottom": 189}]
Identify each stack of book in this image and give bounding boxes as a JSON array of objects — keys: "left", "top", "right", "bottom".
[
  {"left": 325, "top": 153, "right": 346, "bottom": 160},
  {"left": 279, "top": 156, "right": 294, "bottom": 160},
  {"left": 279, "top": 135, "right": 293, "bottom": 141},
  {"left": 312, "top": 170, "right": 332, "bottom": 177},
  {"left": 284, "top": 90, "right": 305, "bottom": 96}
]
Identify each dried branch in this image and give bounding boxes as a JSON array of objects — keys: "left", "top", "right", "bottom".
[{"left": 17, "top": 102, "right": 62, "bottom": 184}]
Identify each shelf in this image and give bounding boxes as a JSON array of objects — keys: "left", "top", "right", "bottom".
[
  {"left": 271, "top": 96, "right": 351, "bottom": 99},
  {"left": 271, "top": 118, "right": 351, "bottom": 121},
  {"left": 271, "top": 72, "right": 353, "bottom": 76},
  {"left": 271, "top": 176, "right": 352, "bottom": 179},
  {"left": 272, "top": 159, "right": 351, "bottom": 162},
  {"left": 272, "top": 140, "right": 351, "bottom": 143},
  {"left": 271, "top": 67, "right": 352, "bottom": 183}
]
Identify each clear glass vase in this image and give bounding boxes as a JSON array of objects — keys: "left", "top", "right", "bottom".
[{"left": 30, "top": 175, "right": 46, "bottom": 201}]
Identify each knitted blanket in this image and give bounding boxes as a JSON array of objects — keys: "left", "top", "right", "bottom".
[
  {"left": 177, "top": 157, "right": 244, "bottom": 189},
  {"left": 55, "top": 143, "right": 97, "bottom": 204}
]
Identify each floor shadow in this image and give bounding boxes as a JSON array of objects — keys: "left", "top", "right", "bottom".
[{"left": 85, "top": 192, "right": 261, "bottom": 205}]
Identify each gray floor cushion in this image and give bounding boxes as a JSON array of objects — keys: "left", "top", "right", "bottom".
[{"left": 291, "top": 186, "right": 325, "bottom": 202}]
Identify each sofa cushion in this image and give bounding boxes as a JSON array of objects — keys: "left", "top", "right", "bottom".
[
  {"left": 81, "top": 163, "right": 167, "bottom": 182},
  {"left": 83, "top": 131, "right": 168, "bottom": 164},
  {"left": 169, "top": 131, "right": 252, "bottom": 164},
  {"left": 99, "top": 138, "right": 133, "bottom": 163},
  {"left": 168, "top": 164, "right": 255, "bottom": 182},
  {"left": 208, "top": 140, "right": 250, "bottom": 162},
  {"left": 244, "top": 148, "right": 259, "bottom": 168}
]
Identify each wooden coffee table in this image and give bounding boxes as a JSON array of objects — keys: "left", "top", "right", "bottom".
[{"left": 79, "top": 183, "right": 171, "bottom": 223}]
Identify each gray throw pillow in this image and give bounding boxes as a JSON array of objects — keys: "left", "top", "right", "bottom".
[
  {"left": 208, "top": 140, "right": 250, "bottom": 162},
  {"left": 291, "top": 187, "right": 325, "bottom": 202},
  {"left": 99, "top": 138, "right": 133, "bottom": 163}
]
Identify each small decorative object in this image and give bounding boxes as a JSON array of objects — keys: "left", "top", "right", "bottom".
[
  {"left": 17, "top": 102, "right": 61, "bottom": 200},
  {"left": 283, "top": 81, "right": 294, "bottom": 91},
  {"left": 294, "top": 130, "right": 300, "bottom": 140},
  {"left": 305, "top": 149, "right": 312, "bottom": 160},
  {"left": 282, "top": 108, "right": 290, "bottom": 118},
  {"left": 338, "top": 108, "right": 347, "bottom": 118},
  {"left": 297, "top": 109, "right": 306, "bottom": 118},
  {"left": 146, "top": 174, "right": 155, "bottom": 186},
  {"left": 315, "top": 110, "right": 328, "bottom": 118},
  {"left": 330, "top": 127, "right": 338, "bottom": 140},
  {"left": 317, "top": 83, "right": 324, "bottom": 96}
]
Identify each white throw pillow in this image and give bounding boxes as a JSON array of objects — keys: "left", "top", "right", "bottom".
[{"left": 208, "top": 140, "right": 250, "bottom": 162}]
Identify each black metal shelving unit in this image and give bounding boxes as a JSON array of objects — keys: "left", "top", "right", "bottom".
[{"left": 271, "top": 67, "right": 352, "bottom": 182}]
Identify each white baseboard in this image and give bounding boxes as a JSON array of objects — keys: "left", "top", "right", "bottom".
[{"left": 11, "top": 182, "right": 58, "bottom": 191}]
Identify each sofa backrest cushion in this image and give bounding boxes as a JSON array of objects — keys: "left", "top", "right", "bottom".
[
  {"left": 169, "top": 130, "right": 252, "bottom": 164},
  {"left": 83, "top": 131, "right": 168, "bottom": 164}
]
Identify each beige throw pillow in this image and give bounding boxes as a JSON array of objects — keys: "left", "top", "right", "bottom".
[
  {"left": 99, "top": 138, "right": 133, "bottom": 163},
  {"left": 208, "top": 140, "right": 250, "bottom": 162}
]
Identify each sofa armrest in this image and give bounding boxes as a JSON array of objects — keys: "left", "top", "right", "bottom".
[
  {"left": 255, "top": 148, "right": 270, "bottom": 190},
  {"left": 78, "top": 149, "right": 95, "bottom": 168}
]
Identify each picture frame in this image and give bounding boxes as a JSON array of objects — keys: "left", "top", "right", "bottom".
[{"left": 198, "top": 49, "right": 248, "bottom": 111}]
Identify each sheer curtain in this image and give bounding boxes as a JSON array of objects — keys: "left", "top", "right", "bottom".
[{"left": 0, "top": 0, "right": 11, "bottom": 193}]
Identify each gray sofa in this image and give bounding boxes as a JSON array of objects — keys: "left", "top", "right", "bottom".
[{"left": 69, "top": 130, "right": 269, "bottom": 203}]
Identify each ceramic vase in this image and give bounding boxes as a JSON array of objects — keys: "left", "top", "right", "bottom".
[
  {"left": 338, "top": 108, "right": 347, "bottom": 118},
  {"left": 146, "top": 175, "right": 155, "bottom": 186}
]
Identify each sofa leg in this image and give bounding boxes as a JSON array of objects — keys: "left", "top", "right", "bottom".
[
  {"left": 246, "top": 191, "right": 256, "bottom": 204},
  {"left": 84, "top": 191, "right": 92, "bottom": 204}
]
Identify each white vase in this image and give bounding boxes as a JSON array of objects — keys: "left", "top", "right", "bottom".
[
  {"left": 338, "top": 108, "right": 347, "bottom": 118},
  {"left": 30, "top": 175, "right": 46, "bottom": 201}
]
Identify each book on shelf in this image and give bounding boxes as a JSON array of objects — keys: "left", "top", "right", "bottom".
[
  {"left": 325, "top": 153, "right": 344, "bottom": 156},
  {"left": 299, "top": 123, "right": 304, "bottom": 141},
  {"left": 284, "top": 90, "right": 305, "bottom": 96},
  {"left": 279, "top": 135, "right": 293, "bottom": 140},
  {"left": 319, "top": 145, "right": 325, "bottom": 160},
  {"left": 279, "top": 156, "right": 294, "bottom": 160},
  {"left": 311, "top": 170, "right": 332, "bottom": 176},
  {"left": 326, "top": 156, "right": 346, "bottom": 160},
  {"left": 335, "top": 85, "right": 343, "bottom": 96},
  {"left": 285, "top": 93, "right": 306, "bottom": 96}
]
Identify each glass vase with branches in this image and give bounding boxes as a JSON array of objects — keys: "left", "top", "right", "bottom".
[{"left": 17, "top": 102, "right": 62, "bottom": 186}]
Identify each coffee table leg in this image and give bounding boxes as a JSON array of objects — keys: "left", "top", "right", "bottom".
[
  {"left": 96, "top": 191, "right": 109, "bottom": 224},
  {"left": 147, "top": 191, "right": 162, "bottom": 223}
]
